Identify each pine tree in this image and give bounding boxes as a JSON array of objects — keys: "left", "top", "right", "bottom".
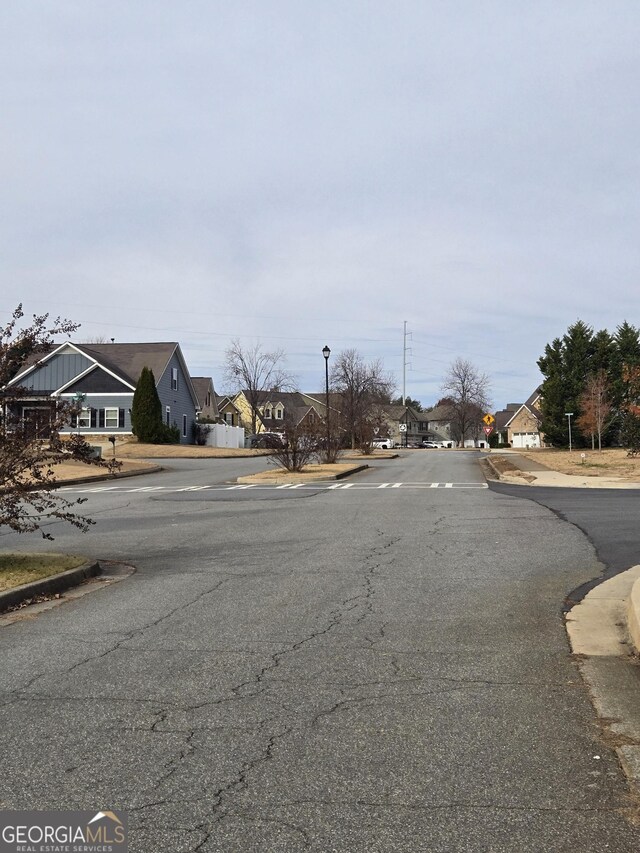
[
  {"left": 131, "top": 366, "right": 163, "bottom": 442},
  {"left": 537, "top": 338, "right": 568, "bottom": 446},
  {"left": 610, "top": 322, "right": 640, "bottom": 434}
]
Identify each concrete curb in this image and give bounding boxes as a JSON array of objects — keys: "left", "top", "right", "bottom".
[
  {"left": 236, "top": 464, "right": 369, "bottom": 485},
  {"left": 0, "top": 560, "right": 101, "bottom": 613},
  {"left": 566, "top": 565, "right": 640, "bottom": 800},
  {"left": 480, "top": 456, "right": 535, "bottom": 484},
  {"left": 52, "top": 464, "right": 163, "bottom": 488},
  {"left": 627, "top": 579, "right": 640, "bottom": 655}
]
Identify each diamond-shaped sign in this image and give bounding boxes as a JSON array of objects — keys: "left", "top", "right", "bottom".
[{"left": 482, "top": 413, "right": 495, "bottom": 426}]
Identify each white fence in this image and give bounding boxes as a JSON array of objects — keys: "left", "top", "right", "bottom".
[{"left": 205, "top": 424, "right": 245, "bottom": 449}]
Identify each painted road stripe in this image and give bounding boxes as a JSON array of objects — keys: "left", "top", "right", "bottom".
[{"left": 58, "top": 481, "right": 488, "bottom": 493}]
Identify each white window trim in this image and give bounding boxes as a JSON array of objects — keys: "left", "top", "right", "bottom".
[
  {"left": 78, "top": 407, "right": 91, "bottom": 428},
  {"left": 104, "top": 407, "right": 119, "bottom": 428}
]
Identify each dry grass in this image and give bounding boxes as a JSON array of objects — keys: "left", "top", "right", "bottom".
[
  {"left": 515, "top": 448, "right": 640, "bottom": 480},
  {"left": 0, "top": 553, "right": 85, "bottom": 591},
  {"left": 238, "top": 462, "right": 366, "bottom": 483},
  {"left": 110, "top": 442, "right": 272, "bottom": 459}
]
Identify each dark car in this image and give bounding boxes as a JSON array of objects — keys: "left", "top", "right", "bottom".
[{"left": 248, "top": 432, "right": 283, "bottom": 448}]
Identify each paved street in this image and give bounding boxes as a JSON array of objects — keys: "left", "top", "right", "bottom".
[{"left": 1, "top": 451, "right": 638, "bottom": 851}]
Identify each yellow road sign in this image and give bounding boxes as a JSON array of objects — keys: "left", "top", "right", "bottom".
[{"left": 482, "top": 413, "right": 495, "bottom": 426}]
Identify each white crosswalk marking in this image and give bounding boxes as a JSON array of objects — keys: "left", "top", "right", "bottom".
[{"left": 58, "top": 481, "right": 487, "bottom": 493}]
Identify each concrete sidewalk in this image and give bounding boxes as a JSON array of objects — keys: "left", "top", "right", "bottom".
[{"left": 484, "top": 451, "right": 640, "bottom": 489}]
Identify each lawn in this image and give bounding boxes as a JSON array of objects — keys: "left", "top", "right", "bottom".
[
  {"left": 0, "top": 553, "right": 85, "bottom": 592},
  {"left": 515, "top": 447, "right": 640, "bottom": 480}
]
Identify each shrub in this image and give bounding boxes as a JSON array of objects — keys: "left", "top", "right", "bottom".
[{"left": 131, "top": 367, "right": 163, "bottom": 442}]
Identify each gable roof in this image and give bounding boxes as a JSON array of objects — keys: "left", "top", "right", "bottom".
[
  {"left": 191, "top": 377, "right": 215, "bottom": 405},
  {"left": 8, "top": 341, "right": 199, "bottom": 407},
  {"left": 424, "top": 404, "right": 452, "bottom": 422}
]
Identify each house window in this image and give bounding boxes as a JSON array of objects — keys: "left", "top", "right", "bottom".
[
  {"left": 78, "top": 408, "right": 91, "bottom": 428},
  {"left": 104, "top": 407, "right": 119, "bottom": 428},
  {"left": 264, "top": 408, "right": 271, "bottom": 419},
  {"left": 171, "top": 368, "right": 178, "bottom": 391},
  {"left": 224, "top": 412, "right": 233, "bottom": 425},
  {"left": 275, "top": 408, "right": 283, "bottom": 419},
  {"left": 182, "top": 414, "right": 187, "bottom": 437},
  {"left": 166, "top": 406, "right": 171, "bottom": 426}
]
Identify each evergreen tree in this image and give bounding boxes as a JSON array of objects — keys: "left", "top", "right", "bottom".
[
  {"left": 537, "top": 338, "right": 567, "bottom": 446},
  {"left": 131, "top": 366, "right": 163, "bottom": 442},
  {"left": 539, "top": 319, "right": 640, "bottom": 448},
  {"left": 538, "top": 321, "right": 595, "bottom": 447},
  {"left": 610, "top": 322, "right": 640, "bottom": 436}
]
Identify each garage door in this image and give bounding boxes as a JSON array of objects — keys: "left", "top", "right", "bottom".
[{"left": 512, "top": 432, "right": 540, "bottom": 448}]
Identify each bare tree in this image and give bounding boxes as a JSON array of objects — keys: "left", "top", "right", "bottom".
[
  {"left": 576, "top": 370, "right": 611, "bottom": 451},
  {"left": 440, "top": 358, "right": 491, "bottom": 446},
  {"left": 331, "top": 349, "right": 395, "bottom": 449},
  {"left": 1, "top": 305, "right": 120, "bottom": 539},
  {"left": 223, "top": 339, "right": 295, "bottom": 434},
  {"left": 268, "top": 414, "right": 320, "bottom": 472}
]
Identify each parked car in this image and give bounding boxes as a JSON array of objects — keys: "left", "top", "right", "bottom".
[
  {"left": 372, "top": 438, "right": 393, "bottom": 449},
  {"left": 421, "top": 441, "right": 439, "bottom": 449},
  {"left": 248, "top": 432, "right": 284, "bottom": 448}
]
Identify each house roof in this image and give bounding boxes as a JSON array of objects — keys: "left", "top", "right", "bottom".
[
  {"left": 10, "top": 342, "right": 199, "bottom": 407},
  {"left": 424, "top": 404, "right": 451, "bottom": 422},
  {"left": 493, "top": 408, "right": 515, "bottom": 431},
  {"left": 191, "top": 377, "right": 215, "bottom": 406},
  {"left": 379, "top": 403, "right": 422, "bottom": 422},
  {"left": 524, "top": 388, "right": 543, "bottom": 420},
  {"left": 14, "top": 342, "right": 181, "bottom": 387}
]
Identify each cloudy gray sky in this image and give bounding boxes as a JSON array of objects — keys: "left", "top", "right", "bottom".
[{"left": 3, "top": 1, "right": 640, "bottom": 407}]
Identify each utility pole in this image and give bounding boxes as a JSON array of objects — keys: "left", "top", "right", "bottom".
[{"left": 402, "top": 321, "right": 412, "bottom": 405}]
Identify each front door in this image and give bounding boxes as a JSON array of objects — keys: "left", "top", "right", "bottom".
[{"left": 22, "top": 406, "right": 53, "bottom": 439}]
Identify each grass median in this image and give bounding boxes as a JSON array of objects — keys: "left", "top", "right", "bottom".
[{"left": 0, "top": 553, "right": 86, "bottom": 592}]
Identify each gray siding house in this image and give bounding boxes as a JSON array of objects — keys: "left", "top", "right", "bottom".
[{"left": 6, "top": 341, "right": 200, "bottom": 444}]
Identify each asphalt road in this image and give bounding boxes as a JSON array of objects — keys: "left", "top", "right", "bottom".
[
  {"left": 491, "top": 480, "right": 640, "bottom": 602},
  {"left": 1, "top": 451, "right": 638, "bottom": 852}
]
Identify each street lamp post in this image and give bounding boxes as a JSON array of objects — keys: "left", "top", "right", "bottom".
[
  {"left": 565, "top": 412, "right": 573, "bottom": 452},
  {"left": 322, "top": 345, "right": 331, "bottom": 456}
]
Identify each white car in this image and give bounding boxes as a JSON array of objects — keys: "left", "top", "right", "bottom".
[
  {"left": 421, "top": 441, "right": 439, "bottom": 449},
  {"left": 372, "top": 438, "right": 393, "bottom": 449}
]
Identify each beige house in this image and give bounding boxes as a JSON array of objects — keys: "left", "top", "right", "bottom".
[
  {"left": 494, "top": 391, "right": 544, "bottom": 448},
  {"left": 192, "top": 377, "right": 219, "bottom": 422},
  {"left": 223, "top": 390, "right": 328, "bottom": 434},
  {"left": 216, "top": 395, "right": 242, "bottom": 427}
]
